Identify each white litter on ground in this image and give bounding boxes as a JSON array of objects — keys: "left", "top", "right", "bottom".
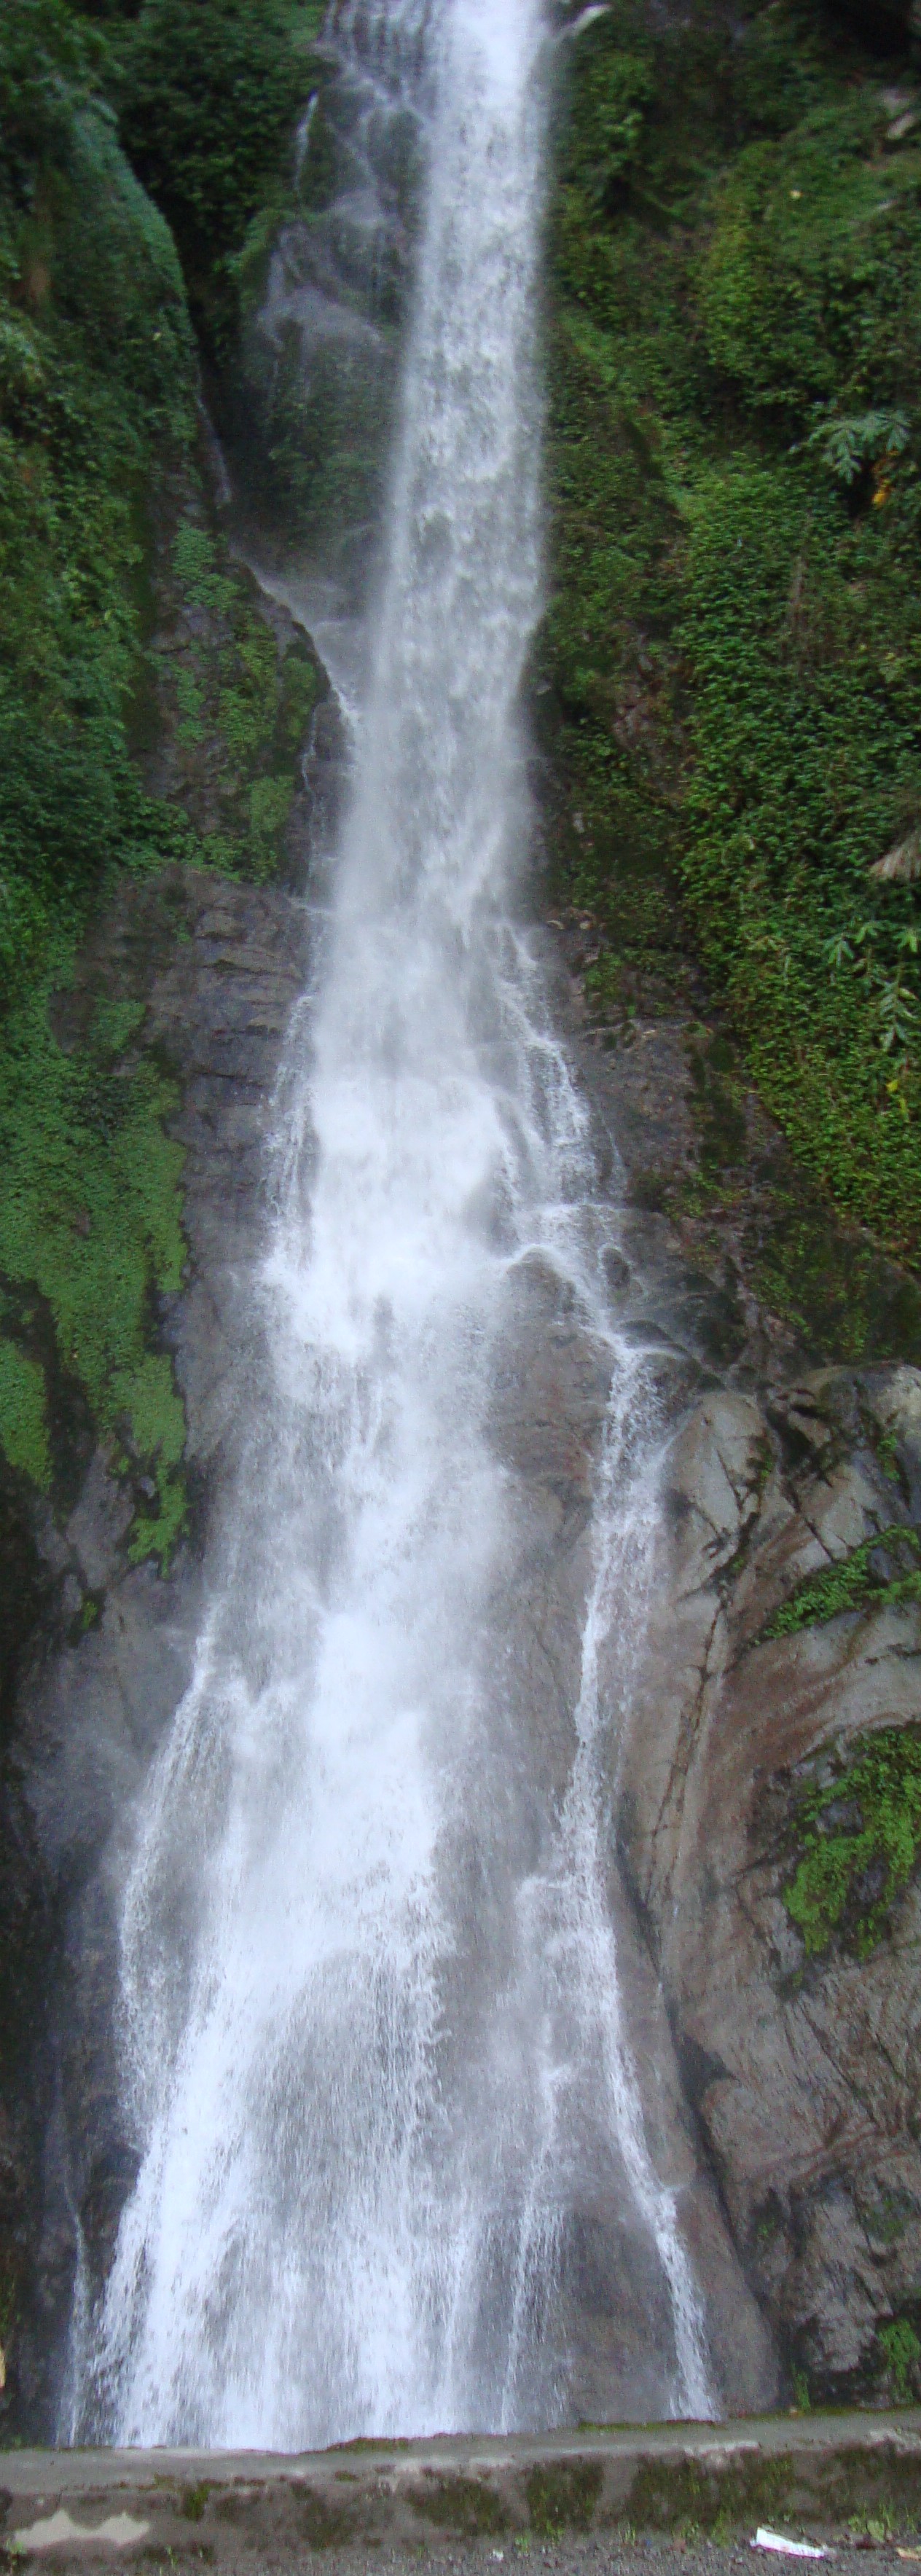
[{"left": 751, "top": 2532, "right": 830, "bottom": 2559}]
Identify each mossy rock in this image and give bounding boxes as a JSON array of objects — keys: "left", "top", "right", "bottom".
[
  {"left": 292, "top": 2487, "right": 359, "bottom": 2550},
  {"left": 159, "top": 517, "right": 323, "bottom": 874},
  {"left": 409, "top": 2475, "right": 507, "bottom": 2536},
  {"left": 0, "top": 971, "right": 188, "bottom": 1570},
  {"left": 623, "top": 2453, "right": 792, "bottom": 2536},
  {"left": 525, "top": 2461, "right": 603, "bottom": 2534}
]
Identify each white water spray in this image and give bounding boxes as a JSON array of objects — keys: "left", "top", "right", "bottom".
[{"left": 76, "top": 0, "right": 713, "bottom": 2445}]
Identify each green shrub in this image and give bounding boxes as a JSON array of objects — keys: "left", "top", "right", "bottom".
[
  {"left": 697, "top": 101, "right": 908, "bottom": 412},
  {"left": 118, "top": 0, "right": 318, "bottom": 346},
  {"left": 0, "top": 0, "right": 106, "bottom": 208},
  {"left": 785, "top": 1723, "right": 921, "bottom": 1957},
  {"left": 765, "top": 1525, "right": 921, "bottom": 1636}
]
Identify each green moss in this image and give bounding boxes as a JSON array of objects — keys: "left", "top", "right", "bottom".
[
  {"left": 181, "top": 2485, "right": 212, "bottom": 2524},
  {"left": 746, "top": 1182, "right": 921, "bottom": 1365},
  {"left": 595, "top": 997, "right": 921, "bottom": 1363},
  {"left": 68, "top": 1589, "right": 102, "bottom": 1645},
  {"left": 293, "top": 2489, "right": 359, "bottom": 2550},
  {"left": 0, "top": 968, "right": 187, "bottom": 1564},
  {"left": 874, "top": 2187, "right": 915, "bottom": 2246},
  {"left": 248, "top": 773, "right": 294, "bottom": 860},
  {"left": 687, "top": 1035, "right": 748, "bottom": 1175},
  {"left": 409, "top": 2478, "right": 506, "bottom": 2537},
  {"left": 162, "top": 522, "right": 318, "bottom": 877},
  {"left": 251, "top": 336, "right": 396, "bottom": 566},
  {"left": 175, "top": 665, "right": 207, "bottom": 745},
  {"left": 879, "top": 2318, "right": 921, "bottom": 2403},
  {"left": 0, "top": 1345, "right": 51, "bottom": 1491},
  {"left": 171, "top": 522, "right": 235, "bottom": 614},
  {"left": 525, "top": 2463, "right": 603, "bottom": 2536},
  {"left": 623, "top": 2454, "right": 792, "bottom": 2536},
  {"left": 784, "top": 1722, "right": 921, "bottom": 1959},
  {"left": 326, "top": 2440, "right": 410, "bottom": 2453}
]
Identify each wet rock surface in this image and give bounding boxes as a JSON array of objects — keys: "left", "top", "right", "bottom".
[
  {"left": 510, "top": 933, "right": 921, "bottom": 2413},
  {"left": 616, "top": 1360, "right": 921, "bottom": 2410},
  {"left": 0, "top": 868, "right": 308, "bottom": 2436},
  {"left": 483, "top": 1258, "right": 778, "bottom": 2422}
]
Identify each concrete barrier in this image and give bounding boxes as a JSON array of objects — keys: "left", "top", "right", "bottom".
[{"left": 1, "top": 2417, "right": 920, "bottom": 2558}]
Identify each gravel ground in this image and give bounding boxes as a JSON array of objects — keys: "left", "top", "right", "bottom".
[{"left": 197, "top": 2535, "right": 921, "bottom": 2576}]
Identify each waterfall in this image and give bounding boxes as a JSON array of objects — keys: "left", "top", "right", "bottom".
[{"left": 74, "top": 0, "right": 714, "bottom": 2446}]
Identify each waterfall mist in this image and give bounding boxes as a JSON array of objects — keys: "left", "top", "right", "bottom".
[{"left": 71, "top": 0, "right": 714, "bottom": 2446}]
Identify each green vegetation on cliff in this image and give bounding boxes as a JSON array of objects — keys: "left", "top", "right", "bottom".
[
  {"left": 546, "top": 0, "right": 921, "bottom": 1263},
  {"left": 0, "top": 976, "right": 187, "bottom": 1562},
  {"left": 0, "top": 0, "right": 321, "bottom": 1566},
  {"left": 112, "top": 0, "right": 324, "bottom": 359},
  {"left": 0, "top": 1, "right": 197, "bottom": 1551},
  {"left": 785, "top": 1720, "right": 921, "bottom": 1957},
  {"left": 152, "top": 520, "right": 321, "bottom": 877},
  {"left": 765, "top": 1522, "right": 921, "bottom": 1635},
  {"left": 0, "top": 0, "right": 324, "bottom": 982},
  {"left": 0, "top": 0, "right": 197, "bottom": 988}
]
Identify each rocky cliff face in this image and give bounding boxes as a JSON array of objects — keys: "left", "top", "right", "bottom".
[
  {"left": 619, "top": 1362, "right": 921, "bottom": 2408},
  {"left": 553, "top": 947, "right": 921, "bottom": 2411},
  {"left": 517, "top": 941, "right": 921, "bottom": 2415},
  {"left": 1, "top": 896, "right": 920, "bottom": 2433}
]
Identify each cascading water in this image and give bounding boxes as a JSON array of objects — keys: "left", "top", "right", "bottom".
[
  {"left": 74, "top": 0, "right": 715, "bottom": 2445},
  {"left": 244, "top": 0, "right": 432, "bottom": 707}
]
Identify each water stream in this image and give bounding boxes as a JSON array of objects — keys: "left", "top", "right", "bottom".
[{"left": 74, "top": 0, "right": 713, "bottom": 2444}]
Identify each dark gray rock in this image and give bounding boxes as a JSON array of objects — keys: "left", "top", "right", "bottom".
[{"left": 616, "top": 1362, "right": 921, "bottom": 2405}]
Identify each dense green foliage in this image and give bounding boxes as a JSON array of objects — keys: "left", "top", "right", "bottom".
[
  {"left": 0, "top": 0, "right": 326, "bottom": 940},
  {"left": 115, "top": 0, "right": 323, "bottom": 354},
  {"left": 546, "top": 0, "right": 921, "bottom": 1260},
  {"left": 0, "top": 2, "right": 197, "bottom": 986},
  {"left": 0, "top": 1, "right": 196, "bottom": 1546},
  {"left": 0, "top": 0, "right": 319, "bottom": 1561},
  {"left": 784, "top": 1722, "right": 921, "bottom": 1956}
]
